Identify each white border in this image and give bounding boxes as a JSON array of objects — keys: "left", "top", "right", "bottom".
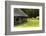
[{"left": 11, "top": 5, "right": 42, "bottom": 32}]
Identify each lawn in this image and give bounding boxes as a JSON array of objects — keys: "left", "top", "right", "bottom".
[{"left": 15, "top": 18, "right": 39, "bottom": 28}]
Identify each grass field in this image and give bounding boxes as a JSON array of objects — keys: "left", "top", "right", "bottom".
[{"left": 15, "top": 18, "right": 39, "bottom": 28}]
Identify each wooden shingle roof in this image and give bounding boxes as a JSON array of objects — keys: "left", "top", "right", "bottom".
[{"left": 14, "top": 8, "right": 28, "bottom": 17}]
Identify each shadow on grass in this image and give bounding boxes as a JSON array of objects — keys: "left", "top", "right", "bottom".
[{"left": 14, "top": 22, "right": 27, "bottom": 26}]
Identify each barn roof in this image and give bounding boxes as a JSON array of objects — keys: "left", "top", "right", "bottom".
[{"left": 14, "top": 8, "right": 28, "bottom": 17}]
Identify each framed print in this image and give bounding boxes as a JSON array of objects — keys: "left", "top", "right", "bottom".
[{"left": 5, "top": 1, "right": 45, "bottom": 35}]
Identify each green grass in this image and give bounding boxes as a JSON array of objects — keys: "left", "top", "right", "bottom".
[{"left": 15, "top": 18, "right": 39, "bottom": 28}]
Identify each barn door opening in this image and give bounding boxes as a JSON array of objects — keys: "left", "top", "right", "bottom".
[{"left": 16, "top": 17, "right": 19, "bottom": 22}]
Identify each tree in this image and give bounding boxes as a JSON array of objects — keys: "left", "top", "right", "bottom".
[{"left": 21, "top": 9, "right": 39, "bottom": 18}]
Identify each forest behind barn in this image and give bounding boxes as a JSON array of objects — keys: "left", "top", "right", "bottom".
[{"left": 21, "top": 9, "right": 39, "bottom": 18}]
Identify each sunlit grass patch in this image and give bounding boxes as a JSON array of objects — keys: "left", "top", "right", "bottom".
[{"left": 15, "top": 18, "right": 39, "bottom": 28}]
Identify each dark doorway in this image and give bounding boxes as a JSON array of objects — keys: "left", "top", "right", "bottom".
[{"left": 16, "top": 18, "right": 19, "bottom": 22}]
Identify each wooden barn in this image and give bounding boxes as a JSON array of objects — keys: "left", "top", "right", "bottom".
[{"left": 14, "top": 8, "right": 28, "bottom": 25}]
